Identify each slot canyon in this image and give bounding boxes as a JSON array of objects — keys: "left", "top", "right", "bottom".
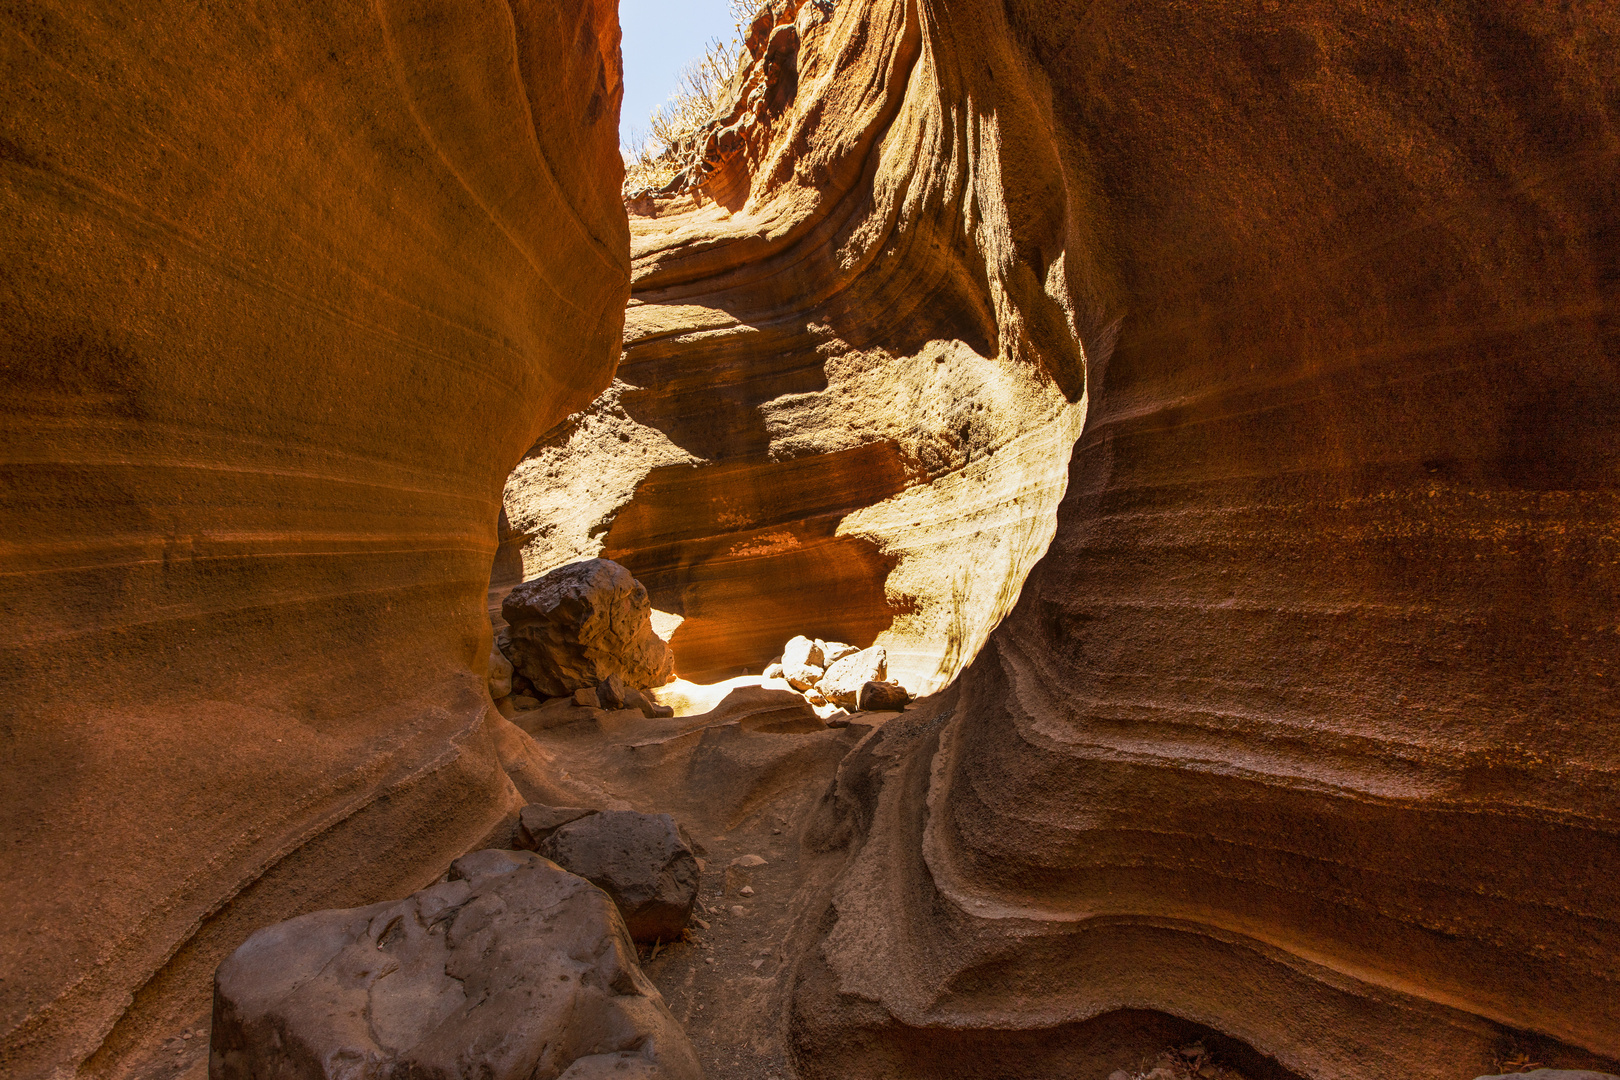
[{"left": 2, "top": 2, "right": 1617, "bottom": 1079}]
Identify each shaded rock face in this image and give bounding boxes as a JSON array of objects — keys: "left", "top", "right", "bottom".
[
  {"left": 503, "top": 559, "right": 676, "bottom": 697},
  {"left": 772, "top": 2, "right": 1620, "bottom": 1080},
  {"left": 502, "top": 0, "right": 1089, "bottom": 689},
  {"left": 0, "top": 2, "right": 629, "bottom": 1077},
  {"left": 211, "top": 850, "right": 700, "bottom": 1080},
  {"left": 539, "top": 811, "right": 701, "bottom": 943}
]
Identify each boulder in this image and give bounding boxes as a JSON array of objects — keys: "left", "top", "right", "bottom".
[
  {"left": 210, "top": 850, "right": 700, "bottom": 1080},
  {"left": 596, "top": 674, "right": 628, "bottom": 710},
  {"left": 572, "top": 686, "right": 600, "bottom": 708},
  {"left": 818, "top": 640, "right": 860, "bottom": 665},
  {"left": 501, "top": 559, "right": 675, "bottom": 697},
  {"left": 782, "top": 635, "right": 824, "bottom": 669},
  {"left": 818, "top": 645, "right": 886, "bottom": 709},
  {"left": 538, "top": 811, "right": 700, "bottom": 942},
  {"left": 488, "top": 647, "right": 513, "bottom": 700},
  {"left": 783, "top": 663, "right": 823, "bottom": 690},
  {"left": 857, "top": 680, "right": 910, "bottom": 712},
  {"left": 515, "top": 805, "right": 597, "bottom": 850}
]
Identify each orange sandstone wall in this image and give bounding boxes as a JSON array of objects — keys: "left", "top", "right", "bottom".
[
  {"left": 0, "top": 3, "right": 628, "bottom": 1077},
  {"left": 790, "top": 1, "right": 1620, "bottom": 1077}
]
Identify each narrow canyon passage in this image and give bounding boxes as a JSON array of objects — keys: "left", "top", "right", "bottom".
[{"left": 2, "top": 1, "right": 1617, "bottom": 1080}]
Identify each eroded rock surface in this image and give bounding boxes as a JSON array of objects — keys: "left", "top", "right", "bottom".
[
  {"left": 503, "top": 559, "right": 676, "bottom": 696},
  {"left": 0, "top": 2, "right": 629, "bottom": 1076},
  {"left": 775, "top": 2, "right": 1620, "bottom": 1079},
  {"left": 539, "top": 811, "right": 701, "bottom": 943},
  {"left": 211, "top": 850, "right": 700, "bottom": 1080}
]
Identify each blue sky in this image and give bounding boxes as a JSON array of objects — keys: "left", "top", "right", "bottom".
[{"left": 618, "top": 0, "right": 738, "bottom": 152}]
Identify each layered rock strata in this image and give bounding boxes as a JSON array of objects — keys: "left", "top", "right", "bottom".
[
  {"left": 783, "top": 1, "right": 1620, "bottom": 1078},
  {"left": 0, "top": 3, "right": 628, "bottom": 1077},
  {"left": 502, "top": 0, "right": 1091, "bottom": 689}
]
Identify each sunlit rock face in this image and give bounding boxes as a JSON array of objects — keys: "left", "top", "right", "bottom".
[
  {"left": 502, "top": 0, "right": 1091, "bottom": 691},
  {"left": 785, "top": 2, "right": 1620, "bottom": 1079},
  {"left": 0, "top": 2, "right": 628, "bottom": 1077}
]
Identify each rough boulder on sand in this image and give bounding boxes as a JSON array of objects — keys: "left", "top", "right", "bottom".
[
  {"left": 501, "top": 558, "right": 675, "bottom": 698},
  {"left": 210, "top": 849, "right": 700, "bottom": 1080},
  {"left": 539, "top": 811, "right": 701, "bottom": 942}
]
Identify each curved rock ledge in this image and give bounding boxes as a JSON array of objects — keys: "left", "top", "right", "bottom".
[{"left": 0, "top": 3, "right": 628, "bottom": 1077}]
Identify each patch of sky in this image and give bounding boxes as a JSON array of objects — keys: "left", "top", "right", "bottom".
[{"left": 618, "top": 0, "right": 738, "bottom": 156}]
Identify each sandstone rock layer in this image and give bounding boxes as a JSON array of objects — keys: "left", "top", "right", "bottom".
[
  {"left": 0, "top": 3, "right": 628, "bottom": 1077},
  {"left": 782, "top": 1, "right": 1620, "bottom": 1078}
]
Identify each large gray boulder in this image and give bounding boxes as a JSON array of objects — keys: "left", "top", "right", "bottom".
[
  {"left": 210, "top": 849, "right": 700, "bottom": 1080},
  {"left": 539, "top": 811, "right": 699, "bottom": 943},
  {"left": 501, "top": 559, "right": 675, "bottom": 698}
]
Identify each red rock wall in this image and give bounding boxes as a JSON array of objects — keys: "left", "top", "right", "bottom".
[
  {"left": 0, "top": 3, "right": 627, "bottom": 1077},
  {"left": 790, "top": 0, "right": 1620, "bottom": 1077}
]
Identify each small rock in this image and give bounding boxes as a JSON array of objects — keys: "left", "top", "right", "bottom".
[
  {"left": 819, "top": 705, "right": 851, "bottom": 727},
  {"left": 538, "top": 811, "right": 699, "bottom": 942},
  {"left": 782, "top": 635, "right": 824, "bottom": 670},
  {"left": 488, "top": 647, "right": 513, "bottom": 699},
  {"left": 783, "top": 663, "right": 823, "bottom": 690},
  {"left": 857, "top": 680, "right": 909, "bottom": 711},
  {"left": 818, "top": 646, "right": 886, "bottom": 708},
  {"left": 514, "top": 804, "right": 596, "bottom": 850},
  {"left": 803, "top": 687, "right": 828, "bottom": 706},
  {"left": 572, "top": 686, "right": 600, "bottom": 708},
  {"left": 1109, "top": 1073, "right": 1131, "bottom": 1080},
  {"left": 1474, "top": 1073, "right": 1620, "bottom": 1080},
  {"left": 819, "top": 640, "right": 859, "bottom": 664},
  {"left": 750, "top": 958, "right": 764, "bottom": 969},
  {"left": 729, "top": 905, "right": 745, "bottom": 916},
  {"left": 596, "top": 674, "right": 627, "bottom": 710},
  {"left": 732, "top": 854, "right": 767, "bottom": 868},
  {"left": 622, "top": 683, "right": 676, "bottom": 719},
  {"left": 181, "top": 1032, "right": 192, "bottom": 1041},
  {"left": 739, "top": 886, "right": 754, "bottom": 897},
  {"left": 704, "top": 956, "right": 715, "bottom": 964},
  {"left": 693, "top": 917, "right": 710, "bottom": 930},
  {"left": 510, "top": 695, "right": 542, "bottom": 711},
  {"left": 763, "top": 662, "right": 784, "bottom": 679}
]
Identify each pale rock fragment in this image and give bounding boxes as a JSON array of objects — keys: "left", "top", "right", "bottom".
[
  {"left": 783, "top": 663, "right": 823, "bottom": 690},
  {"left": 782, "top": 635, "right": 823, "bottom": 669},
  {"left": 818, "top": 646, "right": 886, "bottom": 708}
]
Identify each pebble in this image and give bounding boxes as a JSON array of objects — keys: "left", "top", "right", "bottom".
[
  {"left": 704, "top": 956, "right": 715, "bottom": 964},
  {"left": 693, "top": 917, "right": 710, "bottom": 929},
  {"left": 730, "top": 905, "right": 746, "bottom": 916},
  {"left": 739, "top": 885, "right": 755, "bottom": 896}
]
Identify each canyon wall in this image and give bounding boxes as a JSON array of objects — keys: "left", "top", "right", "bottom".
[
  {"left": 0, "top": 2, "right": 628, "bottom": 1077},
  {"left": 784, "top": 1, "right": 1620, "bottom": 1077},
  {"left": 502, "top": 0, "right": 1092, "bottom": 692}
]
